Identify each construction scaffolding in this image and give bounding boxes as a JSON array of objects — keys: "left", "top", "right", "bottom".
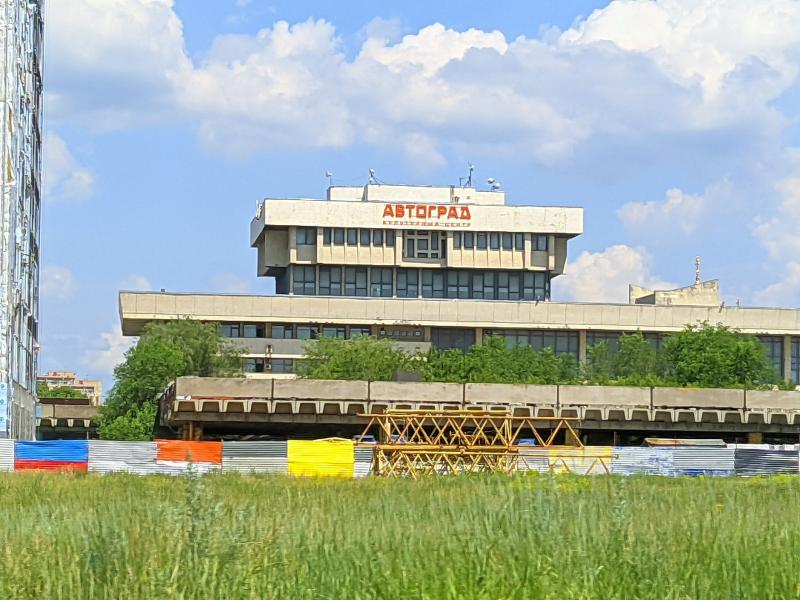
[{"left": 357, "top": 409, "right": 611, "bottom": 478}]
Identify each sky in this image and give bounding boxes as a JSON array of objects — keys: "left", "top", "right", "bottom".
[{"left": 40, "top": 0, "right": 800, "bottom": 393}]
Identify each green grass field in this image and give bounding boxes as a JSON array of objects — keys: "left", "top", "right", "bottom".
[{"left": 0, "top": 473, "right": 798, "bottom": 599}]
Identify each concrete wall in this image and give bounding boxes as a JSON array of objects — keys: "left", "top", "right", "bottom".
[
  {"left": 274, "top": 379, "right": 368, "bottom": 401},
  {"left": 464, "top": 383, "right": 557, "bottom": 405},
  {"left": 653, "top": 387, "right": 744, "bottom": 409},
  {"left": 746, "top": 390, "right": 800, "bottom": 411},
  {"left": 369, "top": 381, "right": 463, "bottom": 404},
  {"left": 175, "top": 377, "right": 274, "bottom": 400},
  {"left": 560, "top": 385, "right": 650, "bottom": 407}
]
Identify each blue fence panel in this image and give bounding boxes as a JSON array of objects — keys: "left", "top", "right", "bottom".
[{"left": 15, "top": 440, "right": 89, "bottom": 462}]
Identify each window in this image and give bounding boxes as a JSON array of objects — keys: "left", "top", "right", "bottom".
[
  {"left": 371, "top": 267, "right": 393, "bottom": 297},
  {"left": 405, "top": 230, "right": 446, "bottom": 259},
  {"left": 270, "top": 359, "right": 294, "bottom": 374},
  {"left": 502, "top": 233, "right": 512, "bottom": 250},
  {"left": 386, "top": 230, "right": 395, "bottom": 247},
  {"left": 243, "top": 358, "right": 267, "bottom": 373},
  {"left": 421, "top": 270, "right": 445, "bottom": 298},
  {"left": 344, "top": 267, "right": 368, "bottom": 296},
  {"left": 319, "top": 266, "right": 342, "bottom": 296},
  {"left": 219, "top": 323, "right": 240, "bottom": 338},
  {"left": 792, "top": 337, "right": 800, "bottom": 385},
  {"left": 349, "top": 326, "right": 372, "bottom": 338},
  {"left": 490, "top": 233, "right": 500, "bottom": 250},
  {"left": 396, "top": 269, "right": 419, "bottom": 298},
  {"left": 431, "top": 328, "right": 475, "bottom": 353},
  {"left": 360, "top": 229, "right": 370, "bottom": 246},
  {"left": 271, "top": 324, "right": 293, "bottom": 339},
  {"left": 292, "top": 265, "right": 316, "bottom": 295},
  {"left": 243, "top": 323, "right": 265, "bottom": 338},
  {"left": 347, "top": 228, "right": 358, "bottom": 245},
  {"left": 587, "top": 332, "right": 621, "bottom": 353},
  {"left": 514, "top": 233, "right": 524, "bottom": 251},
  {"left": 759, "top": 335, "right": 784, "bottom": 379},
  {"left": 372, "top": 229, "right": 384, "bottom": 246},
  {"left": 533, "top": 234, "right": 548, "bottom": 251},
  {"left": 296, "top": 227, "right": 316, "bottom": 245},
  {"left": 446, "top": 270, "right": 470, "bottom": 299},
  {"left": 464, "top": 232, "right": 474, "bottom": 249},
  {"left": 453, "top": 232, "right": 462, "bottom": 249},
  {"left": 297, "top": 325, "right": 319, "bottom": 340},
  {"left": 323, "top": 326, "right": 347, "bottom": 338},
  {"left": 477, "top": 232, "right": 487, "bottom": 249},
  {"left": 522, "top": 272, "right": 548, "bottom": 301},
  {"left": 333, "top": 228, "right": 345, "bottom": 245},
  {"left": 323, "top": 228, "right": 332, "bottom": 245},
  {"left": 485, "top": 329, "right": 579, "bottom": 359}
]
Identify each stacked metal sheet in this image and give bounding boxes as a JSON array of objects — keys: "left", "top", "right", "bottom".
[
  {"left": 672, "top": 447, "right": 735, "bottom": 476},
  {"left": 0, "top": 439, "right": 14, "bottom": 471},
  {"left": 612, "top": 447, "right": 674, "bottom": 476},
  {"left": 15, "top": 440, "right": 89, "bottom": 471},
  {"left": 516, "top": 449, "right": 550, "bottom": 473},
  {"left": 734, "top": 448, "right": 799, "bottom": 476},
  {"left": 222, "top": 441, "right": 288, "bottom": 474},
  {"left": 88, "top": 441, "right": 160, "bottom": 475},
  {"left": 354, "top": 446, "right": 375, "bottom": 478}
]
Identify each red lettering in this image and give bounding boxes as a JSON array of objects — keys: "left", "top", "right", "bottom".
[
  {"left": 383, "top": 204, "right": 394, "bottom": 218},
  {"left": 437, "top": 206, "right": 447, "bottom": 218},
  {"left": 448, "top": 206, "right": 458, "bottom": 219},
  {"left": 460, "top": 207, "right": 471, "bottom": 220},
  {"left": 428, "top": 205, "right": 436, "bottom": 218},
  {"left": 396, "top": 204, "right": 405, "bottom": 218},
  {"left": 406, "top": 204, "right": 415, "bottom": 216},
  {"left": 416, "top": 206, "right": 427, "bottom": 219}
]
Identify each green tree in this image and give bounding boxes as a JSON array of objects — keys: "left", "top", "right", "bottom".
[
  {"left": 662, "top": 322, "right": 778, "bottom": 388},
  {"left": 99, "top": 320, "right": 243, "bottom": 440},
  {"left": 37, "top": 382, "right": 89, "bottom": 399},
  {"left": 297, "top": 335, "right": 419, "bottom": 380},
  {"left": 584, "top": 342, "right": 615, "bottom": 384},
  {"left": 614, "top": 332, "right": 667, "bottom": 385}
]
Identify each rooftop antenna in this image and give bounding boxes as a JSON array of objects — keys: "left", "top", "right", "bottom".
[
  {"left": 325, "top": 170, "right": 333, "bottom": 187},
  {"left": 694, "top": 256, "right": 701, "bottom": 285},
  {"left": 487, "top": 177, "right": 502, "bottom": 192},
  {"left": 459, "top": 162, "right": 475, "bottom": 187},
  {"left": 368, "top": 168, "right": 377, "bottom": 184}
]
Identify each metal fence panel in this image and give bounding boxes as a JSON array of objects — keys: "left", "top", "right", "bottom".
[
  {"left": 612, "top": 447, "right": 674, "bottom": 476},
  {"left": 672, "top": 447, "right": 735, "bottom": 476},
  {"left": 89, "top": 441, "right": 160, "bottom": 475},
  {"left": 222, "top": 441, "right": 288, "bottom": 474},
  {"left": 0, "top": 439, "right": 13, "bottom": 471},
  {"left": 354, "top": 446, "right": 374, "bottom": 478},
  {"left": 734, "top": 449, "right": 799, "bottom": 476}
]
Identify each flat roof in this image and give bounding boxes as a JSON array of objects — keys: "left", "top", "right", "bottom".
[{"left": 119, "top": 291, "right": 800, "bottom": 337}]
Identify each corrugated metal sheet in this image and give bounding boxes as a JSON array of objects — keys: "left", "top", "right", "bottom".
[
  {"left": 287, "top": 439, "right": 354, "bottom": 477},
  {"left": 15, "top": 440, "right": 88, "bottom": 462},
  {"left": 0, "top": 439, "right": 13, "bottom": 471},
  {"left": 88, "top": 441, "right": 160, "bottom": 475},
  {"left": 672, "top": 447, "right": 735, "bottom": 476},
  {"left": 222, "top": 441, "right": 288, "bottom": 474},
  {"left": 155, "top": 440, "right": 222, "bottom": 464},
  {"left": 354, "top": 446, "right": 374, "bottom": 478},
  {"left": 612, "top": 447, "right": 674, "bottom": 476},
  {"left": 734, "top": 449, "right": 799, "bottom": 476},
  {"left": 517, "top": 449, "right": 550, "bottom": 473}
]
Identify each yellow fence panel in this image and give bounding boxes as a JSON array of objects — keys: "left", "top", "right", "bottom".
[
  {"left": 547, "top": 447, "right": 614, "bottom": 475},
  {"left": 287, "top": 439, "right": 355, "bottom": 478}
]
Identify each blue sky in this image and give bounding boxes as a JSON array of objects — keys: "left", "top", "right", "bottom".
[{"left": 41, "top": 0, "right": 800, "bottom": 392}]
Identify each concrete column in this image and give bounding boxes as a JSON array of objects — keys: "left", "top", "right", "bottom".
[
  {"left": 747, "top": 432, "right": 763, "bottom": 444},
  {"left": 783, "top": 335, "right": 792, "bottom": 382},
  {"left": 578, "top": 330, "right": 588, "bottom": 364},
  {"left": 475, "top": 328, "right": 484, "bottom": 346}
]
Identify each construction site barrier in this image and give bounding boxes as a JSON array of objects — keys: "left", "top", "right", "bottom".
[{"left": 0, "top": 440, "right": 797, "bottom": 477}]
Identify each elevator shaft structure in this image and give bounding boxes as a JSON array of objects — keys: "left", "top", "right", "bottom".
[{"left": 357, "top": 410, "right": 590, "bottom": 478}]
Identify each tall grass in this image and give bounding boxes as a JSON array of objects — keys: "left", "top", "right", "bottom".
[{"left": 0, "top": 473, "right": 799, "bottom": 599}]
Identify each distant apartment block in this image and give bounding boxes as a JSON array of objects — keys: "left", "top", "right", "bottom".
[{"left": 37, "top": 371, "right": 102, "bottom": 406}]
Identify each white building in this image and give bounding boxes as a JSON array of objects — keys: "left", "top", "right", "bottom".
[
  {"left": 119, "top": 183, "right": 800, "bottom": 385},
  {"left": 0, "top": 0, "right": 43, "bottom": 439}
]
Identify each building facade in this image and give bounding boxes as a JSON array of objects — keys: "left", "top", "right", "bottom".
[
  {"left": 118, "top": 183, "right": 800, "bottom": 386},
  {"left": 37, "top": 371, "right": 102, "bottom": 406},
  {"left": 0, "top": 0, "right": 43, "bottom": 439}
]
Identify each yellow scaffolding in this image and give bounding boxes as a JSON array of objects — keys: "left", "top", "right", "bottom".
[{"left": 356, "top": 410, "right": 610, "bottom": 478}]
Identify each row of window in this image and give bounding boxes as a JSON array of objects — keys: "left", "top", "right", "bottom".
[
  {"left": 300, "top": 227, "right": 551, "bottom": 254},
  {"left": 244, "top": 358, "right": 295, "bottom": 374},
  {"left": 292, "top": 266, "right": 551, "bottom": 301},
  {"left": 485, "top": 329, "right": 579, "bottom": 357},
  {"left": 271, "top": 324, "right": 372, "bottom": 340},
  {"left": 586, "top": 331, "right": 664, "bottom": 351}
]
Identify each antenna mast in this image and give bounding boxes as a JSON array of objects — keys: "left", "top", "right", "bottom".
[{"left": 694, "top": 256, "right": 701, "bottom": 285}]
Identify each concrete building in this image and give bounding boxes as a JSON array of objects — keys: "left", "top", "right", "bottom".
[
  {"left": 120, "top": 183, "right": 800, "bottom": 386},
  {"left": 0, "top": 0, "right": 44, "bottom": 439},
  {"left": 37, "top": 371, "right": 102, "bottom": 406}
]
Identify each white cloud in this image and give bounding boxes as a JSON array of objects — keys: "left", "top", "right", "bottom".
[
  {"left": 210, "top": 272, "right": 252, "bottom": 294},
  {"left": 618, "top": 187, "right": 706, "bottom": 235},
  {"left": 82, "top": 326, "right": 136, "bottom": 375},
  {"left": 43, "top": 133, "right": 95, "bottom": 202},
  {"left": 40, "top": 265, "right": 77, "bottom": 300},
  {"left": 45, "top": 1, "right": 800, "bottom": 167},
  {"left": 752, "top": 178, "right": 800, "bottom": 306},
  {"left": 555, "top": 244, "right": 675, "bottom": 303},
  {"left": 120, "top": 275, "right": 152, "bottom": 291}
]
